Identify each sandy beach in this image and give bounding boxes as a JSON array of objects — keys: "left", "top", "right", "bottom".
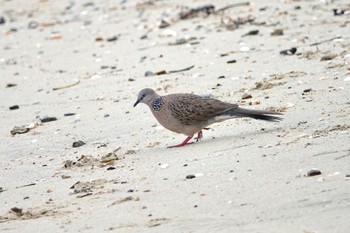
[{"left": 1, "top": 0, "right": 350, "bottom": 232}]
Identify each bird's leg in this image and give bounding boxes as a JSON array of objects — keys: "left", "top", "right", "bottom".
[
  {"left": 167, "top": 136, "right": 193, "bottom": 148},
  {"left": 196, "top": 130, "right": 203, "bottom": 142},
  {"left": 195, "top": 128, "right": 210, "bottom": 142}
]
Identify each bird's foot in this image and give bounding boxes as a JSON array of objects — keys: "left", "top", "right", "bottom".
[
  {"left": 167, "top": 136, "right": 193, "bottom": 148},
  {"left": 195, "top": 128, "right": 210, "bottom": 142}
]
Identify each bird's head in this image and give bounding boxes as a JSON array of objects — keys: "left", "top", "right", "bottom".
[{"left": 133, "top": 88, "right": 158, "bottom": 107}]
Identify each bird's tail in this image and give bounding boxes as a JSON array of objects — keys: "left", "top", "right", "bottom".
[{"left": 227, "top": 107, "right": 283, "bottom": 122}]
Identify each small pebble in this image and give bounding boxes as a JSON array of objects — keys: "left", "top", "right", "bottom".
[
  {"left": 159, "top": 20, "right": 170, "bottom": 28},
  {"left": 280, "top": 47, "right": 297, "bottom": 55},
  {"left": 9, "top": 105, "right": 19, "bottom": 110},
  {"left": 242, "top": 93, "right": 252, "bottom": 100},
  {"left": 271, "top": 29, "right": 284, "bottom": 36},
  {"left": 345, "top": 174, "right": 350, "bottom": 178},
  {"left": 104, "top": 114, "right": 110, "bottom": 118},
  {"left": 28, "top": 21, "right": 39, "bottom": 29},
  {"left": 145, "top": 71, "right": 154, "bottom": 77},
  {"left": 72, "top": 140, "right": 85, "bottom": 148},
  {"left": 0, "top": 17, "right": 5, "bottom": 24},
  {"left": 40, "top": 116, "right": 57, "bottom": 123},
  {"left": 307, "top": 168, "right": 322, "bottom": 177},
  {"left": 303, "top": 88, "right": 312, "bottom": 93},
  {"left": 127, "top": 189, "right": 134, "bottom": 193},
  {"left": 186, "top": 175, "right": 196, "bottom": 179},
  {"left": 107, "top": 167, "right": 116, "bottom": 170},
  {"left": 227, "top": 59, "right": 236, "bottom": 64},
  {"left": 6, "top": 83, "right": 17, "bottom": 88},
  {"left": 64, "top": 112, "right": 76, "bottom": 116},
  {"left": 106, "top": 36, "right": 118, "bottom": 42}
]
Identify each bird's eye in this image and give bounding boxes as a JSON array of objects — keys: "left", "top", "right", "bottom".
[{"left": 141, "top": 94, "right": 146, "bottom": 99}]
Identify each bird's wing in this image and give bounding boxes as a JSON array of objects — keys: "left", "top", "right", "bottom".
[{"left": 166, "top": 94, "right": 238, "bottom": 126}]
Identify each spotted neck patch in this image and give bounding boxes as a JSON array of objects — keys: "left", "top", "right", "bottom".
[{"left": 151, "top": 96, "right": 163, "bottom": 111}]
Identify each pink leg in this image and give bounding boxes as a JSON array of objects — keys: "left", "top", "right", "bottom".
[{"left": 167, "top": 136, "right": 193, "bottom": 148}]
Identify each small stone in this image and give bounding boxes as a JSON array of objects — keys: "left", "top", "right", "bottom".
[
  {"left": 320, "top": 54, "right": 337, "bottom": 61},
  {"left": 159, "top": 20, "right": 170, "bottom": 29},
  {"left": 280, "top": 47, "right": 297, "bottom": 55},
  {"left": 64, "top": 112, "right": 76, "bottom": 116},
  {"left": 271, "top": 29, "right": 284, "bottom": 36},
  {"left": 9, "top": 105, "right": 19, "bottom": 110},
  {"left": 61, "top": 175, "right": 71, "bottom": 179},
  {"left": 107, "top": 167, "right": 116, "bottom": 170},
  {"left": 0, "top": 17, "right": 5, "bottom": 24},
  {"left": 303, "top": 88, "right": 312, "bottom": 93},
  {"left": 72, "top": 140, "right": 85, "bottom": 148},
  {"left": 11, "top": 207, "right": 23, "bottom": 217},
  {"left": 145, "top": 71, "right": 154, "bottom": 77},
  {"left": 127, "top": 189, "right": 134, "bottom": 193},
  {"left": 243, "top": 29, "right": 259, "bottom": 36},
  {"left": 28, "top": 21, "right": 39, "bottom": 29},
  {"left": 0, "top": 187, "right": 3, "bottom": 192},
  {"left": 307, "top": 168, "right": 322, "bottom": 177},
  {"left": 345, "top": 174, "right": 350, "bottom": 178},
  {"left": 104, "top": 113, "right": 110, "bottom": 118},
  {"left": 39, "top": 116, "right": 57, "bottom": 123},
  {"left": 11, "top": 126, "right": 29, "bottom": 136},
  {"left": 242, "top": 93, "right": 252, "bottom": 100},
  {"left": 6, "top": 83, "right": 17, "bottom": 88},
  {"left": 227, "top": 59, "right": 237, "bottom": 64},
  {"left": 106, "top": 36, "right": 118, "bottom": 42},
  {"left": 186, "top": 174, "right": 196, "bottom": 179}
]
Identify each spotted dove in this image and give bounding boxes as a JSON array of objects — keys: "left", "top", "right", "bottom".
[{"left": 134, "top": 88, "right": 282, "bottom": 148}]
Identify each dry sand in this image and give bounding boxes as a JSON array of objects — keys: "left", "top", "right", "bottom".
[{"left": 1, "top": 0, "right": 350, "bottom": 232}]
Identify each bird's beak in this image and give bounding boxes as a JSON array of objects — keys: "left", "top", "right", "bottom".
[{"left": 133, "top": 99, "right": 140, "bottom": 107}]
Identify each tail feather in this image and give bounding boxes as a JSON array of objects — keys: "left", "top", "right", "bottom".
[{"left": 227, "top": 107, "right": 283, "bottom": 122}]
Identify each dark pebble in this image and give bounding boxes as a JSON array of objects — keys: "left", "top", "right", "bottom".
[
  {"left": 106, "top": 36, "right": 118, "bottom": 42},
  {"left": 107, "top": 167, "right": 116, "bottom": 170},
  {"left": 104, "top": 113, "right": 110, "bottom": 118},
  {"left": 145, "top": 71, "right": 154, "bottom": 77},
  {"left": 23, "top": 196, "right": 29, "bottom": 200},
  {"left": 0, "top": 17, "right": 5, "bottom": 24},
  {"left": 72, "top": 140, "right": 85, "bottom": 148},
  {"left": 280, "top": 47, "right": 297, "bottom": 55},
  {"left": 194, "top": 205, "right": 198, "bottom": 208},
  {"left": 186, "top": 175, "right": 196, "bottom": 179},
  {"left": 6, "top": 83, "right": 17, "bottom": 88},
  {"left": 140, "top": 34, "right": 148, "bottom": 40},
  {"left": 307, "top": 169, "right": 322, "bottom": 177},
  {"left": 159, "top": 20, "right": 170, "bottom": 29},
  {"left": 227, "top": 59, "right": 237, "bottom": 64},
  {"left": 127, "top": 189, "right": 134, "bottom": 193},
  {"left": 303, "top": 88, "right": 312, "bottom": 93},
  {"left": 64, "top": 112, "right": 76, "bottom": 116},
  {"left": 333, "top": 9, "right": 346, "bottom": 16},
  {"left": 183, "top": 164, "right": 188, "bottom": 167},
  {"left": 345, "top": 174, "right": 350, "bottom": 178},
  {"left": 9, "top": 105, "right": 19, "bottom": 110},
  {"left": 40, "top": 116, "right": 57, "bottom": 123},
  {"left": 0, "top": 187, "right": 3, "bottom": 192}
]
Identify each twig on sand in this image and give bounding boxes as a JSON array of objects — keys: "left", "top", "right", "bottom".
[{"left": 53, "top": 79, "right": 80, "bottom": 91}]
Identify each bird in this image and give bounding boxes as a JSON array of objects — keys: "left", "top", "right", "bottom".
[{"left": 133, "top": 88, "right": 283, "bottom": 148}]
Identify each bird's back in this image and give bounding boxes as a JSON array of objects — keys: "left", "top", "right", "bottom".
[{"left": 164, "top": 93, "right": 238, "bottom": 126}]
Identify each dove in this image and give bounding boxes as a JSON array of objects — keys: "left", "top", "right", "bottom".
[{"left": 134, "top": 88, "right": 282, "bottom": 148}]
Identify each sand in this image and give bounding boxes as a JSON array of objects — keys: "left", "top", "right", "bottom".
[{"left": 1, "top": 0, "right": 350, "bottom": 232}]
